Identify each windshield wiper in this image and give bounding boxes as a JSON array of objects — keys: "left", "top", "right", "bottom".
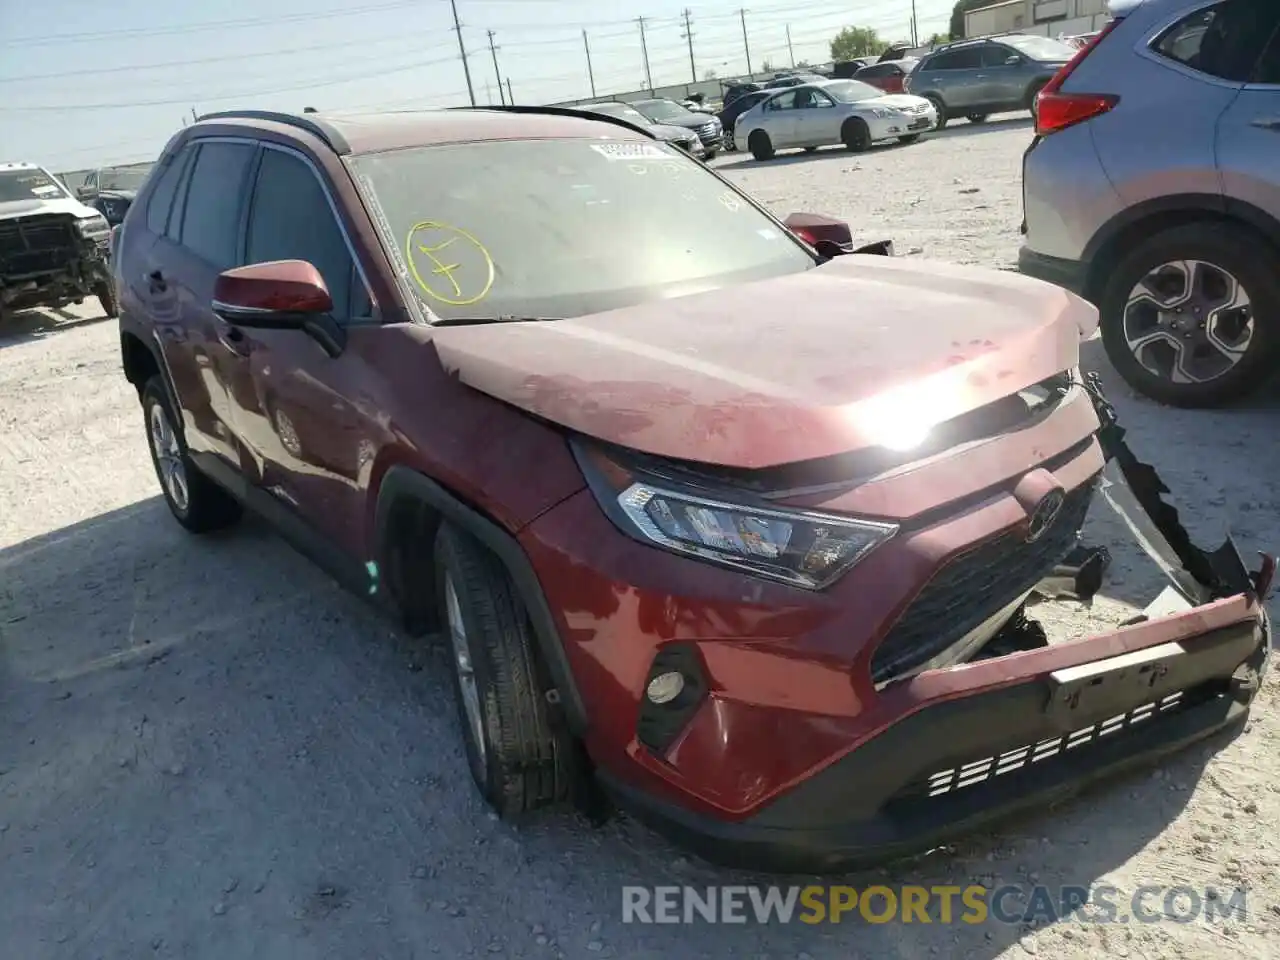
[{"left": 430, "top": 315, "right": 564, "bottom": 327}]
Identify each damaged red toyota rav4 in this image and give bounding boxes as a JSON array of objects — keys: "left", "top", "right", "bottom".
[{"left": 114, "top": 106, "right": 1272, "bottom": 873}]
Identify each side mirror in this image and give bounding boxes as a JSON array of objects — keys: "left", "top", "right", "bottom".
[
  {"left": 783, "top": 212, "right": 854, "bottom": 249},
  {"left": 76, "top": 186, "right": 93, "bottom": 199},
  {"left": 1005, "top": 55, "right": 1022, "bottom": 65},
  {"left": 212, "top": 260, "right": 346, "bottom": 357}
]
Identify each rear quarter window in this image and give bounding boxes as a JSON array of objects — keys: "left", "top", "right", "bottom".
[{"left": 1153, "top": 1, "right": 1280, "bottom": 82}]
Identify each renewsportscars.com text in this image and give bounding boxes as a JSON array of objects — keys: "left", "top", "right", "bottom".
[{"left": 621, "top": 884, "right": 1248, "bottom": 926}]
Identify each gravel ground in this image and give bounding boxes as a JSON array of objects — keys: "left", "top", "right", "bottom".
[{"left": 2, "top": 117, "right": 1279, "bottom": 959}]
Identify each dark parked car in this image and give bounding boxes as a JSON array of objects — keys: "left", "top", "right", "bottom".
[
  {"left": 113, "top": 105, "right": 1272, "bottom": 873},
  {"left": 831, "top": 59, "right": 873, "bottom": 79},
  {"left": 628, "top": 98, "right": 722, "bottom": 158},
  {"left": 76, "top": 164, "right": 154, "bottom": 226},
  {"left": 721, "top": 81, "right": 762, "bottom": 106},
  {"left": 717, "top": 89, "right": 771, "bottom": 150},
  {"left": 579, "top": 101, "right": 707, "bottom": 158}
]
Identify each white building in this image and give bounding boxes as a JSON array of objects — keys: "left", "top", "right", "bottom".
[{"left": 964, "top": 0, "right": 1112, "bottom": 40}]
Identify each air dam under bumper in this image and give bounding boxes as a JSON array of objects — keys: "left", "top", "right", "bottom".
[{"left": 600, "top": 614, "right": 1269, "bottom": 874}]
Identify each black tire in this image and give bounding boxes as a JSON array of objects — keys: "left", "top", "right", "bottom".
[
  {"left": 898, "top": 134, "right": 922, "bottom": 145},
  {"left": 1098, "top": 223, "right": 1280, "bottom": 408},
  {"left": 926, "top": 95, "right": 949, "bottom": 130},
  {"left": 141, "top": 375, "right": 242, "bottom": 532},
  {"left": 748, "top": 130, "right": 774, "bottom": 161},
  {"left": 703, "top": 149, "right": 718, "bottom": 161},
  {"left": 94, "top": 279, "right": 118, "bottom": 319},
  {"left": 841, "top": 118, "right": 871, "bottom": 152},
  {"left": 966, "top": 113, "right": 989, "bottom": 124},
  {"left": 434, "top": 523, "right": 570, "bottom": 818}
]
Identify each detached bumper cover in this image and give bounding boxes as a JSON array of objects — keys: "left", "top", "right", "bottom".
[{"left": 600, "top": 374, "right": 1274, "bottom": 873}]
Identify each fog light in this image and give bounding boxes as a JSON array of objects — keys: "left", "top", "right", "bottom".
[{"left": 646, "top": 671, "right": 685, "bottom": 704}]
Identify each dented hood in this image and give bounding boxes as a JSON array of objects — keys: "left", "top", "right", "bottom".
[{"left": 432, "top": 255, "right": 1097, "bottom": 469}]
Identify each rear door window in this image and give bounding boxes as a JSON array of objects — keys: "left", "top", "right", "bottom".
[
  {"left": 145, "top": 146, "right": 193, "bottom": 237},
  {"left": 1154, "top": 0, "right": 1280, "bottom": 82},
  {"left": 177, "top": 141, "right": 255, "bottom": 270},
  {"left": 926, "top": 48, "right": 983, "bottom": 71},
  {"left": 244, "top": 147, "right": 363, "bottom": 321}
]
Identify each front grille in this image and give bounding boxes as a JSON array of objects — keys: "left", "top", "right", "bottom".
[
  {"left": 0, "top": 214, "right": 77, "bottom": 276},
  {"left": 892, "top": 688, "right": 1197, "bottom": 802},
  {"left": 908, "top": 117, "right": 931, "bottom": 130},
  {"left": 869, "top": 479, "right": 1096, "bottom": 685},
  {"left": 696, "top": 122, "right": 719, "bottom": 143}
]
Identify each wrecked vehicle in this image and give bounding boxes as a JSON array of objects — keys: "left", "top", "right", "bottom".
[
  {"left": 114, "top": 107, "right": 1272, "bottom": 873},
  {"left": 75, "top": 163, "right": 153, "bottom": 227},
  {"left": 1, "top": 162, "right": 115, "bottom": 323}
]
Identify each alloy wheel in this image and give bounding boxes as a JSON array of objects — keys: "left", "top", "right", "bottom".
[
  {"left": 1122, "top": 259, "right": 1254, "bottom": 385},
  {"left": 148, "top": 401, "right": 189, "bottom": 513},
  {"left": 444, "top": 574, "right": 487, "bottom": 766}
]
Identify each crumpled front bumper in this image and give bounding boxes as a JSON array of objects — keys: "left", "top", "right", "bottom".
[{"left": 599, "top": 375, "right": 1274, "bottom": 874}]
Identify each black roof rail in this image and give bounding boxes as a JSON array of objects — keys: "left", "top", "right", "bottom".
[
  {"left": 446, "top": 104, "right": 658, "bottom": 141},
  {"left": 193, "top": 109, "right": 351, "bottom": 154}
]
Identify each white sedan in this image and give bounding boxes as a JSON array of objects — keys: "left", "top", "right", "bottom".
[{"left": 733, "top": 79, "right": 938, "bottom": 160}]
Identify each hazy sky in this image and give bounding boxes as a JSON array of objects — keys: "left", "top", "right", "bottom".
[{"left": 2, "top": 0, "right": 954, "bottom": 171}]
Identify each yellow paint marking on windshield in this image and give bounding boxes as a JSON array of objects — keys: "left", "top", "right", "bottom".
[{"left": 404, "top": 220, "right": 495, "bottom": 306}]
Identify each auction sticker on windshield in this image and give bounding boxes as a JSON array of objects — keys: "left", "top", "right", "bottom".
[{"left": 589, "top": 142, "right": 670, "bottom": 161}]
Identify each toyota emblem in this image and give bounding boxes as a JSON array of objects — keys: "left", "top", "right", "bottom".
[{"left": 1025, "top": 489, "right": 1065, "bottom": 543}]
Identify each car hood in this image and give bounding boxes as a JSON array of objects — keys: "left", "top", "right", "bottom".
[
  {"left": 652, "top": 113, "right": 716, "bottom": 130},
  {"left": 649, "top": 122, "right": 699, "bottom": 141},
  {"left": 0, "top": 195, "right": 100, "bottom": 222},
  {"left": 432, "top": 256, "right": 1096, "bottom": 469}
]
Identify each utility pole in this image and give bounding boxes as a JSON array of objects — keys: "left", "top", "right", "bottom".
[
  {"left": 487, "top": 30, "right": 505, "bottom": 106},
  {"left": 680, "top": 9, "right": 696, "bottom": 83},
  {"left": 583, "top": 29, "right": 596, "bottom": 98},
  {"left": 506, "top": 77, "right": 514, "bottom": 104},
  {"left": 785, "top": 24, "right": 795, "bottom": 67},
  {"left": 449, "top": 0, "right": 476, "bottom": 107},
  {"left": 636, "top": 16, "right": 653, "bottom": 93},
  {"left": 738, "top": 9, "right": 753, "bottom": 76},
  {"left": 190, "top": 106, "right": 198, "bottom": 123}
]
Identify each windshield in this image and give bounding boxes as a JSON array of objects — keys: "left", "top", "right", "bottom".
[
  {"left": 1003, "top": 35, "right": 1078, "bottom": 60},
  {"left": 822, "top": 80, "right": 885, "bottom": 102},
  {"left": 98, "top": 166, "right": 152, "bottom": 191},
  {"left": 348, "top": 139, "right": 812, "bottom": 322},
  {"left": 632, "top": 100, "right": 693, "bottom": 122},
  {"left": 0, "top": 168, "right": 68, "bottom": 203},
  {"left": 585, "top": 102, "right": 652, "bottom": 125}
]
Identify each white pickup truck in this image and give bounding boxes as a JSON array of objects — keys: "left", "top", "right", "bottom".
[{"left": 1, "top": 161, "right": 116, "bottom": 324}]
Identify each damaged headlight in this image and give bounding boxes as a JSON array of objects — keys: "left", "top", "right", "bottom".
[
  {"left": 574, "top": 441, "right": 898, "bottom": 589},
  {"left": 75, "top": 214, "right": 110, "bottom": 240}
]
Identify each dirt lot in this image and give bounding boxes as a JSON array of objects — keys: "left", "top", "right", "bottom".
[{"left": 2, "top": 117, "right": 1279, "bottom": 959}]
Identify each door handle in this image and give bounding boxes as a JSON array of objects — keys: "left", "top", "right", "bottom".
[
  {"left": 145, "top": 269, "right": 166, "bottom": 293},
  {"left": 217, "top": 323, "right": 250, "bottom": 356},
  {"left": 1250, "top": 117, "right": 1280, "bottom": 131}
]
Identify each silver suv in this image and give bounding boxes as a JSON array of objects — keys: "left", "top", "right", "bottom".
[
  {"left": 1019, "top": 0, "right": 1280, "bottom": 408},
  {"left": 905, "top": 34, "right": 1075, "bottom": 128}
]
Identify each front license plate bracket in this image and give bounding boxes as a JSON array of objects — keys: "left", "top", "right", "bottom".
[{"left": 1045, "top": 641, "right": 1186, "bottom": 728}]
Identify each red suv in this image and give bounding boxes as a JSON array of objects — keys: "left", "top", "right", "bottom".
[{"left": 114, "top": 107, "right": 1271, "bottom": 872}]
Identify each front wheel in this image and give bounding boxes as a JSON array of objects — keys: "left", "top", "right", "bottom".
[
  {"left": 1098, "top": 224, "right": 1280, "bottom": 408},
  {"left": 141, "top": 375, "right": 242, "bottom": 532},
  {"left": 434, "top": 524, "right": 570, "bottom": 818},
  {"left": 94, "top": 279, "right": 118, "bottom": 319},
  {"left": 703, "top": 149, "right": 717, "bottom": 161},
  {"left": 748, "top": 130, "right": 774, "bottom": 161},
  {"left": 926, "top": 96, "right": 949, "bottom": 130},
  {"left": 841, "top": 118, "right": 871, "bottom": 152}
]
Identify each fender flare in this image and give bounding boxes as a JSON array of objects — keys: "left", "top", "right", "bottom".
[{"left": 372, "top": 465, "right": 588, "bottom": 736}]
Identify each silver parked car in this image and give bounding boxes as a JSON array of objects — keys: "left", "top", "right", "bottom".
[
  {"left": 904, "top": 34, "right": 1076, "bottom": 128},
  {"left": 1019, "top": 0, "right": 1280, "bottom": 407},
  {"left": 734, "top": 79, "right": 937, "bottom": 160},
  {"left": 579, "top": 101, "right": 708, "bottom": 159}
]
